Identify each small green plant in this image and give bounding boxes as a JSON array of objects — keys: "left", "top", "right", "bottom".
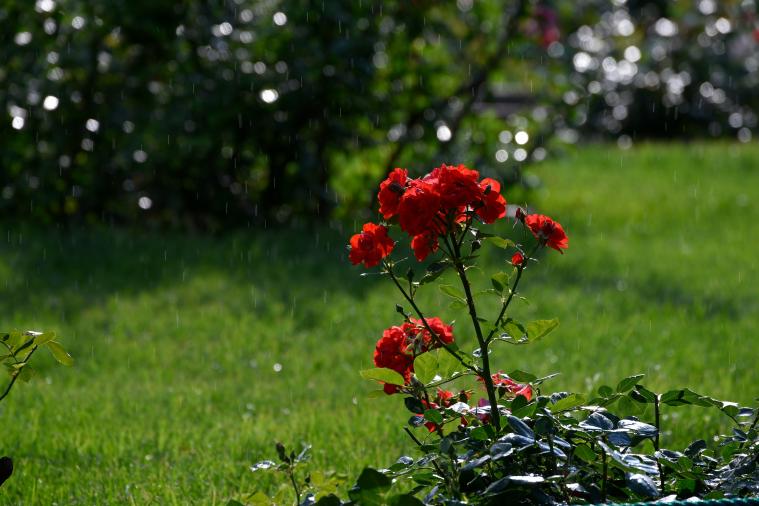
[{"left": 0, "top": 329, "right": 73, "bottom": 487}]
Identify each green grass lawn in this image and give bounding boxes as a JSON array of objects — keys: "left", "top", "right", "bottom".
[{"left": 0, "top": 142, "right": 757, "bottom": 503}]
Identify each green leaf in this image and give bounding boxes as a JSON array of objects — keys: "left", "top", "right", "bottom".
[
  {"left": 448, "top": 299, "right": 468, "bottom": 310},
  {"left": 616, "top": 374, "right": 645, "bottom": 393},
  {"left": 524, "top": 319, "right": 559, "bottom": 341},
  {"left": 470, "top": 426, "right": 490, "bottom": 441},
  {"left": 32, "top": 331, "right": 56, "bottom": 346},
  {"left": 46, "top": 341, "right": 73, "bottom": 366},
  {"left": 631, "top": 385, "right": 658, "bottom": 403},
  {"left": 574, "top": 444, "right": 596, "bottom": 462},
  {"left": 419, "top": 260, "right": 451, "bottom": 285},
  {"left": 413, "top": 349, "right": 460, "bottom": 385},
  {"left": 499, "top": 318, "right": 526, "bottom": 342},
  {"left": 486, "top": 236, "right": 515, "bottom": 249},
  {"left": 17, "top": 365, "right": 35, "bottom": 383},
  {"left": 360, "top": 368, "right": 406, "bottom": 386},
  {"left": 491, "top": 272, "right": 511, "bottom": 294},
  {"left": 549, "top": 393, "right": 587, "bottom": 412},
  {"left": 387, "top": 495, "right": 424, "bottom": 506},
  {"left": 355, "top": 467, "right": 391, "bottom": 489},
  {"left": 423, "top": 409, "right": 443, "bottom": 424},
  {"left": 508, "top": 369, "right": 537, "bottom": 383},
  {"left": 598, "top": 385, "right": 614, "bottom": 397},
  {"left": 438, "top": 285, "right": 464, "bottom": 301}
]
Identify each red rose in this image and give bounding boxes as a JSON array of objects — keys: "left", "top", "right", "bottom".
[
  {"left": 396, "top": 181, "right": 441, "bottom": 236},
  {"left": 349, "top": 222, "right": 395, "bottom": 268},
  {"left": 403, "top": 317, "right": 454, "bottom": 349},
  {"left": 511, "top": 252, "right": 525, "bottom": 267},
  {"left": 525, "top": 214, "right": 568, "bottom": 253},
  {"left": 377, "top": 168, "right": 409, "bottom": 219},
  {"left": 434, "top": 164, "right": 482, "bottom": 212},
  {"left": 411, "top": 232, "right": 439, "bottom": 262},
  {"left": 485, "top": 372, "right": 534, "bottom": 401},
  {"left": 476, "top": 178, "right": 507, "bottom": 224},
  {"left": 373, "top": 326, "right": 413, "bottom": 394},
  {"left": 423, "top": 317, "right": 454, "bottom": 345}
]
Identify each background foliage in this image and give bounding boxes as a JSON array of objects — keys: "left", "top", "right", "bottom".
[{"left": 2, "top": 0, "right": 758, "bottom": 228}]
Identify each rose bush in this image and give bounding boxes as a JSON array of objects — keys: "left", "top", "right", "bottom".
[{"left": 242, "top": 164, "right": 758, "bottom": 505}]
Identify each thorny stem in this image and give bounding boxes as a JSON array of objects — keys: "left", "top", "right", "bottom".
[
  {"left": 449, "top": 232, "right": 501, "bottom": 433},
  {"left": 741, "top": 408, "right": 759, "bottom": 449},
  {"left": 654, "top": 393, "right": 666, "bottom": 492},
  {"left": 384, "top": 262, "right": 478, "bottom": 375},
  {"left": 485, "top": 242, "right": 541, "bottom": 345},
  {"left": 287, "top": 465, "right": 301, "bottom": 506},
  {"left": 601, "top": 445, "right": 608, "bottom": 503}
]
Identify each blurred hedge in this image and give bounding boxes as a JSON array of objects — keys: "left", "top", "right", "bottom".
[{"left": 1, "top": 1, "right": 757, "bottom": 228}]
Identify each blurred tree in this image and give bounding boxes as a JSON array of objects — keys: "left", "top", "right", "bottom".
[{"left": 1, "top": 0, "right": 757, "bottom": 228}]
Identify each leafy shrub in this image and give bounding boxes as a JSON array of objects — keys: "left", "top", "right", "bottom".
[{"left": 238, "top": 164, "right": 758, "bottom": 504}]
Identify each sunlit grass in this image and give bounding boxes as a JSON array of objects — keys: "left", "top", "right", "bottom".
[{"left": 0, "top": 142, "right": 757, "bottom": 503}]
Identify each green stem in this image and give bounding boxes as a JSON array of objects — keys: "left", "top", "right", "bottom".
[
  {"left": 0, "top": 345, "right": 38, "bottom": 404},
  {"left": 654, "top": 394, "right": 665, "bottom": 492},
  {"left": 601, "top": 445, "right": 608, "bottom": 503},
  {"left": 485, "top": 242, "right": 541, "bottom": 345},
  {"left": 385, "top": 263, "right": 478, "bottom": 375},
  {"left": 450, "top": 233, "right": 501, "bottom": 432},
  {"left": 287, "top": 466, "right": 301, "bottom": 506}
]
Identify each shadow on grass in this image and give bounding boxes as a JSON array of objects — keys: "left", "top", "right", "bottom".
[{"left": 0, "top": 223, "right": 376, "bottom": 325}]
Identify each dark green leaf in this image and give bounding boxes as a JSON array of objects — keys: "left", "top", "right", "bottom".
[
  {"left": 626, "top": 473, "right": 659, "bottom": 498},
  {"left": 507, "top": 415, "right": 535, "bottom": 439},
  {"left": 598, "top": 385, "right": 614, "bottom": 397},
  {"left": 387, "top": 494, "right": 424, "bottom": 506},
  {"left": 355, "top": 467, "right": 391, "bottom": 489},
  {"left": 423, "top": 409, "right": 442, "bottom": 425},
  {"left": 404, "top": 397, "right": 425, "bottom": 414},
  {"left": 419, "top": 261, "right": 451, "bottom": 285},
  {"left": 314, "top": 495, "right": 342, "bottom": 506},
  {"left": 616, "top": 374, "right": 645, "bottom": 393},
  {"left": 574, "top": 444, "right": 596, "bottom": 462}
]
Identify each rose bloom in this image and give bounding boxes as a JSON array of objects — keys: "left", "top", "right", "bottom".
[
  {"left": 479, "top": 372, "right": 533, "bottom": 401},
  {"left": 377, "top": 168, "right": 409, "bottom": 219},
  {"left": 348, "top": 222, "right": 395, "bottom": 268},
  {"left": 525, "top": 214, "right": 568, "bottom": 253},
  {"left": 491, "top": 373, "right": 533, "bottom": 401},
  {"left": 396, "top": 181, "right": 441, "bottom": 237},
  {"left": 476, "top": 177, "right": 507, "bottom": 224},
  {"left": 410, "top": 231, "right": 439, "bottom": 262},
  {"left": 373, "top": 326, "right": 413, "bottom": 394},
  {"left": 433, "top": 164, "right": 482, "bottom": 211},
  {"left": 402, "top": 317, "right": 454, "bottom": 350},
  {"left": 511, "top": 252, "right": 525, "bottom": 267}
]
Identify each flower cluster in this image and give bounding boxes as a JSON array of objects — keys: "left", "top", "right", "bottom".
[
  {"left": 373, "top": 317, "right": 454, "bottom": 394},
  {"left": 377, "top": 164, "right": 507, "bottom": 261}
]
